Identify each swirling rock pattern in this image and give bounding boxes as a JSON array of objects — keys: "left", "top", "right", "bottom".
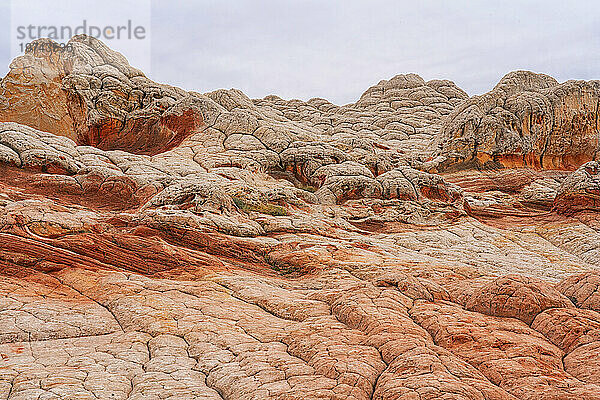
[
  {"left": 554, "top": 161, "right": 600, "bottom": 213},
  {"left": 1, "top": 36, "right": 600, "bottom": 399}
]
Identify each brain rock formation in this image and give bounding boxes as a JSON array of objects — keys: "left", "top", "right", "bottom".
[
  {"left": 438, "top": 70, "right": 600, "bottom": 171},
  {"left": 1, "top": 36, "right": 600, "bottom": 400}
]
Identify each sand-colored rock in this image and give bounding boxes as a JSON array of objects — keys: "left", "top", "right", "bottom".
[
  {"left": 439, "top": 71, "right": 600, "bottom": 171},
  {"left": 1, "top": 36, "right": 600, "bottom": 399},
  {"left": 556, "top": 271, "right": 600, "bottom": 311},
  {"left": 411, "top": 300, "right": 600, "bottom": 399},
  {"left": 564, "top": 342, "right": 600, "bottom": 385},
  {"left": 532, "top": 307, "right": 600, "bottom": 353}
]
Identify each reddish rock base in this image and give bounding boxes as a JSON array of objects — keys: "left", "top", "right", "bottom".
[{"left": 2, "top": 149, "right": 600, "bottom": 399}]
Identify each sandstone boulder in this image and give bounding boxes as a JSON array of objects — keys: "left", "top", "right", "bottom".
[
  {"left": 0, "top": 37, "right": 210, "bottom": 155},
  {"left": 564, "top": 342, "right": 600, "bottom": 385},
  {"left": 463, "top": 274, "right": 574, "bottom": 325},
  {"left": 532, "top": 307, "right": 600, "bottom": 353},
  {"left": 411, "top": 300, "right": 600, "bottom": 399},
  {"left": 377, "top": 167, "right": 462, "bottom": 202},
  {"left": 553, "top": 161, "right": 600, "bottom": 213},
  {"left": 556, "top": 271, "right": 600, "bottom": 311}
]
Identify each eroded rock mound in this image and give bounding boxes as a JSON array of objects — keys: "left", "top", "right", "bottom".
[
  {"left": 411, "top": 300, "right": 600, "bottom": 399},
  {"left": 0, "top": 33, "right": 469, "bottom": 210},
  {"left": 557, "top": 271, "right": 600, "bottom": 311},
  {"left": 439, "top": 70, "right": 600, "bottom": 171},
  {"left": 461, "top": 274, "right": 574, "bottom": 325},
  {"left": 553, "top": 161, "right": 600, "bottom": 213},
  {"left": 532, "top": 307, "right": 600, "bottom": 353},
  {"left": 0, "top": 36, "right": 209, "bottom": 154},
  {"left": 377, "top": 166, "right": 462, "bottom": 203}
]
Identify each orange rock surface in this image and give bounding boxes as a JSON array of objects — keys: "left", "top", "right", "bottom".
[{"left": 0, "top": 36, "right": 599, "bottom": 399}]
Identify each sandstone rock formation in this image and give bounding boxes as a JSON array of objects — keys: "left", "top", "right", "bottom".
[
  {"left": 438, "top": 71, "right": 600, "bottom": 171},
  {"left": 0, "top": 37, "right": 206, "bottom": 155},
  {"left": 1, "top": 36, "right": 600, "bottom": 399},
  {"left": 554, "top": 161, "right": 600, "bottom": 213},
  {"left": 459, "top": 274, "right": 574, "bottom": 325}
]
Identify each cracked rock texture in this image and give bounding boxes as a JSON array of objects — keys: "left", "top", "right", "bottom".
[
  {"left": 554, "top": 161, "right": 600, "bottom": 214},
  {"left": 1, "top": 36, "right": 600, "bottom": 399},
  {"left": 438, "top": 70, "right": 600, "bottom": 171}
]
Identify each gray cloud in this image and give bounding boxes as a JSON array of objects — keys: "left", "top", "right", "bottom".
[
  {"left": 2, "top": 0, "right": 599, "bottom": 104},
  {"left": 148, "top": 0, "right": 600, "bottom": 104}
]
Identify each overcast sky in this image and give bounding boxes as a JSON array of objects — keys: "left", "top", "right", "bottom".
[{"left": 1, "top": 1, "right": 599, "bottom": 104}]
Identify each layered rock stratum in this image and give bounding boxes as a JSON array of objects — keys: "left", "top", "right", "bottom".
[{"left": 0, "top": 36, "right": 600, "bottom": 399}]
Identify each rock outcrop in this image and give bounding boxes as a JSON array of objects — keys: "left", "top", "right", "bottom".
[
  {"left": 556, "top": 271, "right": 600, "bottom": 311},
  {"left": 438, "top": 71, "right": 600, "bottom": 171},
  {"left": 1, "top": 36, "right": 600, "bottom": 399},
  {"left": 460, "top": 274, "right": 574, "bottom": 325},
  {"left": 0, "top": 37, "right": 208, "bottom": 155},
  {"left": 553, "top": 161, "right": 600, "bottom": 213}
]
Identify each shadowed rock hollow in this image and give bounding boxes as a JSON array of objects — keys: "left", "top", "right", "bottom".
[{"left": 1, "top": 36, "right": 600, "bottom": 400}]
